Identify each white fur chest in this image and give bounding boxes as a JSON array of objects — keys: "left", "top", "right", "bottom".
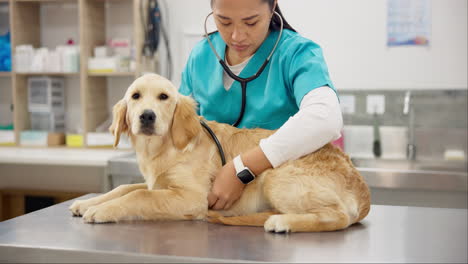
[{"left": 132, "top": 136, "right": 180, "bottom": 190}]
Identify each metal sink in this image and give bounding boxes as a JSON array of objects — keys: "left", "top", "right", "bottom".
[{"left": 351, "top": 158, "right": 468, "bottom": 192}]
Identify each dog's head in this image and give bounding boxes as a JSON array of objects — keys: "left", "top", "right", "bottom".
[{"left": 109, "top": 73, "right": 201, "bottom": 150}]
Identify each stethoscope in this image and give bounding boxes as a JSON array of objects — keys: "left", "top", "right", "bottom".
[{"left": 204, "top": 11, "right": 284, "bottom": 127}]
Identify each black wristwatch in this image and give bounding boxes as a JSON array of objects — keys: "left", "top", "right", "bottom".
[{"left": 233, "top": 155, "right": 256, "bottom": 184}]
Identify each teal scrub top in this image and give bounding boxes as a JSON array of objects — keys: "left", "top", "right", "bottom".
[{"left": 179, "top": 29, "right": 335, "bottom": 130}]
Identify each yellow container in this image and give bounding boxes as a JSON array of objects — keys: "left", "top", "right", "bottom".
[{"left": 66, "top": 134, "right": 84, "bottom": 147}]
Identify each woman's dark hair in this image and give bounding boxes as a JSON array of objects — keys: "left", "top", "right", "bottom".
[
  {"left": 210, "top": 0, "right": 297, "bottom": 32},
  {"left": 268, "top": 2, "right": 296, "bottom": 32}
]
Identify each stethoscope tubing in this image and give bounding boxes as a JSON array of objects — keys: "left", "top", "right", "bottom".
[{"left": 204, "top": 11, "right": 284, "bottom": 127}]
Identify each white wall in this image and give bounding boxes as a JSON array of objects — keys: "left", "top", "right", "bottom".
[
  {"left": 163, "top": 0, "right": 467, "bottom": 90},
  {"left": 157, "top": 0, "right": 212, "bottom": 85}
]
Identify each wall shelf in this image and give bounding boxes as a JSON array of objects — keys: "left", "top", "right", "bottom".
[
  {"left": 13, "top": 0, "right": 76, "bottom": 2},
  {"left": 0, "top": 0, "right": 144, "bottom": 148},
  {"left": 15, "top": 72, "right": 80, "bottom": 77},
  {"left": 88, "top": 72, "right": 135, "bottom": 77}
]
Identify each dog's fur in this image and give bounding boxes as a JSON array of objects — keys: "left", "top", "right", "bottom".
[{"left": 69, "top": 73, "right": 371, "bottom": 233}]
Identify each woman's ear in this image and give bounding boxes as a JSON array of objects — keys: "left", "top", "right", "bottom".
[
  {"left": 171, "top": 95, "right": 201, "bottom": 150},
  {"left": 109, "top": 99, "right": 128, "bottom": 148}
]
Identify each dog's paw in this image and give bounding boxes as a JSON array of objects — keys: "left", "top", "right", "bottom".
[
  {"left": 206, "top": 210, "right": 224, "bottom": 224},
  {"left": 206, "top": 210, "right": 223, "bottom": 219},
  {"left": 69, "top": 200, "right": 91, "bottom": 217},
  {"left": 264, "top": 215, "right": 291, "bottom": 233},
  {"left": 82, "top": 204, "right": 119, "bottom": 223}
]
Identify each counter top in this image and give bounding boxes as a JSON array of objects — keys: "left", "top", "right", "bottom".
[
  {"left": 0, "top": 194, "right": 466, "bottom": 263},
  {"left": 0, "top": 147, "right": 132, "bottom": 167}
]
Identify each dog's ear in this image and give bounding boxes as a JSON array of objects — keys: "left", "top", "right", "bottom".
[
  {"left": 171, "top": 95, "right": 201, "bottom": 150},
  {"left": 109, "top": 99, "right": 128, "bottom": 148}
]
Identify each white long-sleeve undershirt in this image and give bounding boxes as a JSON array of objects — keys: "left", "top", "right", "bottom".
[
  {"left": 259, "top": 86, "right": 343, "bottom": 168},
  {"left": 223, "top": 58, "right": 343, "bottom": 168}
]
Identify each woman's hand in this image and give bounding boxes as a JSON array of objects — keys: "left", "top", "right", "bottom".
[
  {"left": 207, "top": 161, "right": 245, "bottom": 210},
  {"left": 207, "top": 146, "right": 273, "bottom": 210}
]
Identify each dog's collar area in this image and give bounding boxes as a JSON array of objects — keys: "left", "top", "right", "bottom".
[{"left": 200, "top": 120, "right": 226, "bottom": 166}]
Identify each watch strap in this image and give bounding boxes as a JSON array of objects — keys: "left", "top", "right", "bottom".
[
  {"left": 233, "top": 155, "right": 244, "bottom": 174},
  {"left": 233, "top": 155, "right": 256, "bottom": 184}
]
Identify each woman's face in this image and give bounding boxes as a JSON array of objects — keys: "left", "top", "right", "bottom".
[{"left": 212, "top": 0, "right": 273, "bottom": 64}]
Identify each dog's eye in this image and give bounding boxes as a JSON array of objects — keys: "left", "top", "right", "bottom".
[
  {"left": 159, "top": 93, "right": 169, "bottom": 100},
  {"left": 132, "top": 93, "right": 140, "bottom": 100}
]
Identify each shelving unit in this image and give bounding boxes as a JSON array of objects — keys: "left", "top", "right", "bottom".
[
  {"left": 87, "top": 72, "right": 136, "bottom": 77},
  {"left": 15, "top": 72, "right": 80, "bottom": 76},
  {"left": 0, "top": 0, "right": 13, "bottom": 147},
  {"left": 0, "top": 0, "right": 144, "bottom": 148}
]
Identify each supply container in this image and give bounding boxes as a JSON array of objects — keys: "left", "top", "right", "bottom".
[{"left": 28, "top": 76, "right": 65, "bottom": 112}]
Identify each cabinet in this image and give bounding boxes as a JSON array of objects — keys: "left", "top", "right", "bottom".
[
  {"left": 0, "top": 188, "right": 86, "bottom": 221},
  {"left": 0, "top": 0, "right": 145, "bottom": 147}
]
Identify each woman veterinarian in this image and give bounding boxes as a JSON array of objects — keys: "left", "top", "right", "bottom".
[{"left": 179, "top": 0, "right": 343, "bottom": 210}]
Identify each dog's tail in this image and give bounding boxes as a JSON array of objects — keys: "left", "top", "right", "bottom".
[{"left": 206, "top": 211, "right": 279, "bottom": 226}]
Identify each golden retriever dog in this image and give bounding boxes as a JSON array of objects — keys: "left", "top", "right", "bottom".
[{"left": 69, "top": 73, "right": 370, "bottom": 233}]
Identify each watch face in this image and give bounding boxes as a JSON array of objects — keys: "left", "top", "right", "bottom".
[{"left": 238, "top": 169, "right": 255, "bottom": 184}]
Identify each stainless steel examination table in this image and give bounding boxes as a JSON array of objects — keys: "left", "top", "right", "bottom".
[{"left": 0, "top": 194, "right": 466, "bottom": 263}]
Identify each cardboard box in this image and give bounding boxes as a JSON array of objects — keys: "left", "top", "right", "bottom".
[
  {"left": 47, "top": 132, "right": 65, "bottom": 146},
  {"left": 87, "top": 132, "right": 114, "bottom": 148},
  {"left": 86, "top": 132, "right": 132, "bottom": 149},
  {"left": 20, "top": 131, "right": 48, "bottom": 146},
  {"left": 20, "top": 131, "right": 66, "bottom": 146},
  {"left": 88, "top": 57, "right": 118, "bottom": 73}
]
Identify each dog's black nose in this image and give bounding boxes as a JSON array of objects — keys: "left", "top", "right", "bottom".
[{"left": 140, "top": 110, "right": 156, "bottom": 126}]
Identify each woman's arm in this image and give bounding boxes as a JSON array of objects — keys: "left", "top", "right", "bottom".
[
  {"left": 208, "top": 86, "right": 343, "bottom": 210},
  {"left": 259, "top": 86, "right": 343, "bottom": 168}
]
